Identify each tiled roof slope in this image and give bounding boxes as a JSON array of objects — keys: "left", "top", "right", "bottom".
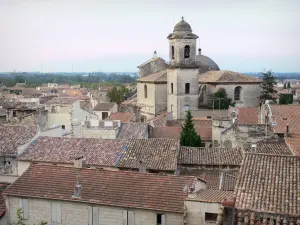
[
  {"left": 285, "top": 134, "right": 300, "bottom": 156},
  {"left": 199, "top": 70, "right": 261, "bottom": 83},
  {"left": 45, "top": 97, "right": 78, "bottom": 105},
  {"left": 136, "top": 70, "right": 167, "bottom": 83},
  {"left": 4, "top": 164, "right": 195, "bottom": 213},
  {"left": 93, "top": 102, "right": 115, "bottom": 111},
  {"left": 180, "top": 169, "right": 238, "bottom": 191},
  {"left": 234, "top": 153, "right": 300, "bottom": 216},
  {"left": 18, "top": 137, "right": 128, "bottom": 167},
  {"left": 147, "top": 112, "right": 170, "bottom": 127},
  {"left": 0, "top": 182, "right": 10, "bottom": 218},
  {"left": 117, "top": 123, "right": 148, "bottom": 139},
  {"left": 237, "top": 107, "right": 259, "bottom": 124},
  {"left": 110, "top": 112, "right": 133, "bottom": 123},
  {"left": 0, "top": 125, "right": 38, "bottom": 156},
  {"left": 188, "top": 189, "right": 233, "bottom": 203},
  {"left": 179, "top": 147, "right": 243, "bottom": 166},
  {"left": 270, "top": 105, "right": 300, "bottom": 134},
  {"left": 244, "top": 142, "right": 293, "bottom": 155},
  {"left": 116, "top": 139, "right": 179, "bottom": 171}
]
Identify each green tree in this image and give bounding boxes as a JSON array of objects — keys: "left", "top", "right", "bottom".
[
  {"left": 287, "top": 82, "right": 291, "bottom": 89},
  {"left": 10, "top": 208, "right": 47, "bottom": 225},
  {"left": 260, "top": 70, "right": 277, "bottom": 102},
  {"left": 283, "top": 83, "right": 287, "bottom": 89},
  {"left": 107, "top": 86, "right": 124, "bottom": 105},
  {"left": 279, "top": 94, "right": 293, "bottom": 104},
  {"left": 180, "top": 110, "right": 202, "bottom": 147},
  {"left": 212, "top": 88, "right": 234, "bottom": 110}
]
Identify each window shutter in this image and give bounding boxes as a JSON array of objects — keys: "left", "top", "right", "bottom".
[
  {"left": 22, "top": 199, "right": 29, "bottom": 220},
  {"left": 161, "top": 214, "right": 166, "bottom": 225},
  {"left": 56, "top": 203, "right": 62, "bottom": 223},
  {"left": 122, "top": 210, "right": 127, "bottom": 225},
  {"left": 128, "top": 211, "right": 135, "bottom": 225},
  {"left": 19, "top": 199, "right": 23, "bottom": 218},
  {"left": 92, "top": 207, "right": 99, "bottom": 225},
  {"left": 51, "top": 202, "right": 57, "bottom": 223},
  {"left": 88, "top": 206, "right": 93, "bottom": 225}
]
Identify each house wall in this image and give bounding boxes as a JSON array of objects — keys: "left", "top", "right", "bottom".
[
  {"left": 137, "top": 82, "right": 156, "bottom": 119},
  {"left": 72, "top": 101, "right": 99, "bottom": 123},
  {"left": 46, "top": 104, "right": 72, "bottom": 130},
  {"left": 73, "top": 127, "right": 118, "bottom": 139},
  {"left": 7, "top": 196, "right": 183, "bottom": 225},
  {"left": 155, "top": 83, "right": 168, "bottom": 115},
  {"left": 185, "top": 200, "right": 223, "bottom": 225}
]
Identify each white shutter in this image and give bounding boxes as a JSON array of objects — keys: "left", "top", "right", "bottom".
[
  {"left": 51, "top": 202, "right": 57, "bottom": 223},
  {"left": 122, "top": 210, "right": 128, "bottom": 225},
  {"left": 56, "top": 203, "right": 62, "bottom": 223},
  {"left": 128, "top": 211, "right": 135, "bottom": 225},
  {"left": 22, "top": 199, "right": 29, "bottom": 220},
  {"left": 92, "top": 207, "right": 99, "bottom": 225},
  {"left": 88, "top": 206, "right": 93, "bottom": 225},
  {"left": 161, "top": 214, "right": 166, "bottom": 225}
]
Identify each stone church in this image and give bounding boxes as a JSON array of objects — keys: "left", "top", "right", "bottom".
[{"left": 136, "top": 18, "right": 262, "bottom": 120}]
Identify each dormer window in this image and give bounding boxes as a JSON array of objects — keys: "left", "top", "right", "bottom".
[{"left": 184, "top": 45, "right": 190, "bottom": 58}]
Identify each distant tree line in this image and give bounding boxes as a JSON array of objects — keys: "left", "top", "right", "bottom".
[{"left": 0, "top": 72, "right": 138, "bottom": 88}]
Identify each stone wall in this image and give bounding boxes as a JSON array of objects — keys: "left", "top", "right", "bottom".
[
  {"left": 155, "top": 84, "right": 168, "bottom": 114},
  {"left": 7, "top": 196, "right": 183, "bottom": 225},
  {"left": 138, "top": 58, "right": 167, "bottom": 77}
]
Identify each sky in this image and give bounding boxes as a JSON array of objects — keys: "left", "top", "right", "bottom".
[{"left": 0, "top": 0, "right": 299, "bottom": 73}]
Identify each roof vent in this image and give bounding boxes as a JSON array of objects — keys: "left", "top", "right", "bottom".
[
  {"left": 139, "top": 160, "right": 146, "bottom": 173},
  {"left": 251, "top": 144, "right": 257, "bottom": 153},
  {"left": 72, "top": 176, "right": 82, "bottom": 198}
]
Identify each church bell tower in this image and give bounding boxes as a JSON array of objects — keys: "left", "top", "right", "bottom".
[{"left": 167, "top": 17, "right": 199, "bottom": 119}]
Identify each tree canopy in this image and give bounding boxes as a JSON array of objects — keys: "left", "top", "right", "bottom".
[
  {"left": 212, "top": 88, "right": 234, "bottom": 110},
  {"left": 259, "top": 70, "right": 277, "bottom": 102},
  {"left": 287, "top": 82, "right": 291, "bottom": 89},
  {"left": 107, "top": 85, "right": 129, "bottom": 105},
  {"left": 180, "top": 110, "right": 202, "bottom": 147}
]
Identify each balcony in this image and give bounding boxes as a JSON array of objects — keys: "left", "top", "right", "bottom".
[{"left": 166, "top": 59, "right": 198, "bottom": 69}]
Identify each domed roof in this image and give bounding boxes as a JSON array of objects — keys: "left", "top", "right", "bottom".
[
  {"left": 196, "top": 51, "right": 220, "bottom": 72},
  {"left": 173, "top": 18, "right": 192, "bottom": 32}
]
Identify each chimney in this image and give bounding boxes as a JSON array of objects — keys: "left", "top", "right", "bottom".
[
  {"left": 251, "top": 144, "right": 257, "bottom": 153},
  {"left": 74, "top": 156, "right": 83, "bottom": 168},
  {"left": 286, "top": 124, "right": 289, "bottom": 136},
  {"left": 62, "top": 125, "right": 66, "bottom": 136},
  {"left": 73, "top": 176, "right": 82, "bottom": 198},
  {"left": 219, "top": 172, "right": 224, "bottom": 190},
  {"left": 139, "top": 160, "right": 146, "bottom": 173}
]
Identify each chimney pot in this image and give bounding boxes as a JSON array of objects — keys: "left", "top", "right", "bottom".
[
  {"left": 74, "top": 156, "right": 83, "bottom": 168},
  {"left": 251, "top": 144, "right": 257, "bottom": 153}
]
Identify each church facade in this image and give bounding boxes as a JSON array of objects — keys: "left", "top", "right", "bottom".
[{"left": 136, "top": 18, "right": 262, "bottom": 120}]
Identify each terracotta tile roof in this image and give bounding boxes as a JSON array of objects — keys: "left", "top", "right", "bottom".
[
  {"left": 0, "top": 101, "right": 43, "bottom": 110},
  {"left": 136, "top": 70, "right": 167, "bottom": 83},
  {"left": 79, "top": 101, "right": 93, "bottom": 113},
  {"left": 180, "top": 169, "right": 238, "bottom": 191},
  {"left": 270, "top": 105, "right": 300, "bottom": 134},
  {"left": 4, "top": 164, "right": 195, "bottom": 213},
  {"left": 188, "top": 189, "right": 233, "bottom": 203},
  {"left": 147, "top": 112, "right": 170, "bottom": 127},
  {"left": 0, "top": 182, "right": 10, "bottom": 218},
  {"left": 93, "top": 102, "right": 115, "bottom": 111},
  {"left": 121, "top": 98, "right": 137, "bottom": 106},
  {"left": 45, "top": 97, "right": 78, "bottom": 105},
  {"left": 234, "top": 153, "right": 300, "bottom": 216},
  {"left": 109, "top": 112, "right": 133, "bottom": 123},
  {"left": 152, "top": 125, "right": 212, "bottom": 141},
  {"left": 0, "top": 125, "right": 38, "bottom": 156},
  {"left": 285, "top": 134, "right": 300, "bottom": 156},
  {"left": 244, "top": 142, "right": 293, "bottom": 155},
  {"left": 237, "top": 107, "right": 259, "bottom": 124},
  {"left": 199, "top": 70, "right": 262, "bottom": 83},
  {"left": 116, "top": 139, "right": 179, "bottom": 171},
  {"left": 179, "top": 147, "right": 243, "bottom": 166},
  {"left": 17, "top": 137, "right": 128, "bottom": 167},
  {"left": 117, "top": 123, "right": 149, "bottom": 139}
]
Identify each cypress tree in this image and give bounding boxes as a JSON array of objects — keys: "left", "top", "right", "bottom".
[
  {"left": 259, "top": 70, "right": 277, "bottom": 102},
  {"left": 180, "top": 110, "right": 202, "bottom": 147}
]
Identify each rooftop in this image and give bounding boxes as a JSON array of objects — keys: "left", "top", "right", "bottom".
[
  {"left": 236, "top": 107, "right": 259, "bottom": 124},
  {"left": 109, "top": 112, "right": 133, "bottom": 123},
  {"left": 45, "top": 97, "right": 78, "bottom": 105},
  {"left": 244, "top": 142, "right": 293, "bottom": 155},
  {"left": 136, "top": 69, "right": 167, "bottom": 83},
  {"left": 188, "top": 189, "right": 233, "bottom": 203},
  {"left": 179, "top": 147, "right": 243, "bottom": 166},
  {"left": 285, "top": 134, "right": 300, "bottom": 156},
  {"left": 147, "top": 112, "right": 170, "bottom": 127},
  {"left": 117, "top": 123, "right": 149, "bottom": 139},
  {"left": 0, "top": 125, "right": 38, "bottom": 156},
  {"left": 116, "top": 138, "right": 179, "bottom": 171},
  {"left": 270, "top": 105, "right": 300, "bottom": 134},
  {"left": 4, "top": 164, "right": 195, "bottom": 213},
  {"left": 199, "top": 70, "right": 262, "bottom": 83},
  {"left": 234, "top": 153, "right": 300, "bottom": 217},
  {"left": 93, "top": 102, "right": 115, "bottom": 111}
]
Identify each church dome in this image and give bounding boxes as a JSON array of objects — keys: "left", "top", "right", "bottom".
[
  {"left": 173, "top": 18, "right": 192, "bottom": 32},
  {"left": 196, "top": 50, "right": 220, "bottom": 72}
]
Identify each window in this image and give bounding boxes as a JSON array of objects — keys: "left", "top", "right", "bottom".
[
  {"left": 171, "top": 46, "right": 174, "bottom": 59},
  {"left": 102, "top": 112, "right": 109, "bottom": 120},
  {"left": 123, "top": 210, "right": 135, "bottom": 225},
  {"left": 185, "top": 83, "right": 190, "bottom": 94},
  {"left": 13, "top": 111, "right": 17, "bottom": 117},
  {"left": 144, "top": 85, "right": 147, "bottom": 98},
  {"left": 184, "top": 45, "right": 190, "bottom": 58},
  {"left": 20, "top": 199, "right": 29, "bottom": 220},
  {"left": 156, "top": 213, "right": 166, "bottom": 225},
  {"left": 205, "top": 213, "right": 218, "bottom": 222},
  {"left": 171, "top": 83, "right": 173, "bottom": 94},
  {"left": 88, "top": 206, "right": 99, "bottom": 225},
  {"left": 234, "top": 86, "right": 242, "bottom": 101},
  {"left": 51, "top": 202, "right": 62, "bottom": 223}
]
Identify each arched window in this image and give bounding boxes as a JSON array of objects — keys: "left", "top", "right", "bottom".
[
  {"left": 184, "top": 45, "right": 190, "bottom": 58},
  {"left": 144, "top": 85, "right": 147, "bottom": 98},
  {"left": 234, "top": 86, "right": 242, "bottom": 101},
  {"left": 171, "top": 46, "right": 175, "bottom": 60}
]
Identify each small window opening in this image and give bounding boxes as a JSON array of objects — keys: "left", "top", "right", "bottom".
[
  {"left": 205, "top": 213, "right": 218, "bottom": 222},
  {"left": 185, "top": 83, "right": 190, "bottom": 94},
  {"left": 171, "top": 46, "right": 175, "bottom": 60},
  {"left": 171, "top": 83, "right": 173, "bottom": 94},
  {"left": 184, "top": 45, "right": 190, "bottom": 59},
  {"left": 144, "top": 85, "right": 147, "bottom": 98}
]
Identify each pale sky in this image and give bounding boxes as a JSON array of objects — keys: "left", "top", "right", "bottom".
[{"left": 0, "top": 0, "right": 299, "bottom": 72}]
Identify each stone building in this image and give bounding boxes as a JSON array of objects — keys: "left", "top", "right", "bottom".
[{"left": 135, "top": 18, "right": 262, "bottom": 120}]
